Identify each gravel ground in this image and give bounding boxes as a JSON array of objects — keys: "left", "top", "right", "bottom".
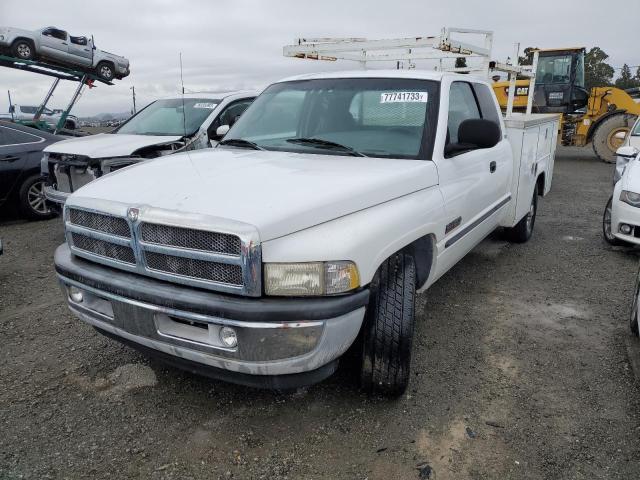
[{"left": 1, "top": 147, "right": 639, "bottom": 480}]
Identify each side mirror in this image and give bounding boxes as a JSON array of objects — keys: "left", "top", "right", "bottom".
[
  {"left": 458, "top": 119, "right": 501, "bottom": 149},
  {"left": 215, "top": 125, "right": 230, "bottom": 137},
  {"left": 614, "top": 146, "right": 639, "bottom": 184}
]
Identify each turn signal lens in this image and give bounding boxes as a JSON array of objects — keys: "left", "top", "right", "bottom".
[{"left": 219, "top": 327, "right": 238, "bottom": 348}]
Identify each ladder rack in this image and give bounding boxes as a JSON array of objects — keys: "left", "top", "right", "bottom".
[{"left": 283, "top": 27, "right": 539, "bottom": 116}]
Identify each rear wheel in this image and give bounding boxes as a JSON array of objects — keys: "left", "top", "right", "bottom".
[
  {"left": 18, "top": 175, "right": 56, "bottom": 220},
  {"left": 592, "top": 113, "right": 636, "bottom": 163},
  {"left": 506, "top": 184, "right": 538, "bottom": 243},
  {"left": 603, "top": 195, "right": 625, "bottom": 246},
  {"left": 12, "top": 39, "right": 34, "bottom": 60},
  {"left": 360, "top": 253, "right": 416, "bottom": 397}
]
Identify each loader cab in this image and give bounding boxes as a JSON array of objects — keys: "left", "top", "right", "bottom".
[{"left": 532, "top": 48, "right": 589, "bottom": 114}]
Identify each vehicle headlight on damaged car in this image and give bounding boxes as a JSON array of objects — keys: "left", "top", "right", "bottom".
[
  {"left": 264, "top": 261, "right": 360, "bottom": 296},
  {"left": 620, "top": 190, "right": 640, "bottom": 208}
]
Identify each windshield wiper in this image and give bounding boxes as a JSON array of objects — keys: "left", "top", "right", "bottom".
[
  {"left": 286, "top": 137, "right": 367, "bottom": 157},
  {"left": 218, "top": 138, "right": 264, "bottom": 150}
]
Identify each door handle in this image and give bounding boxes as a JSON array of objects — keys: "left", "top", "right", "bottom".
[
  {"left": 489, "top": 161, "right": 497, "bottom": 173},
  {"left": 1, "top": 155, "right": 20, "bottom": 162}
]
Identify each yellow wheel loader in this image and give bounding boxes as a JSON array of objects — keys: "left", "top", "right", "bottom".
[{"left": 492, "top": 48, "right": 640, "bottom": 163}]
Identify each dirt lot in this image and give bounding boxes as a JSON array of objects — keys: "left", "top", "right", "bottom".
[{"left": 1, "top": 147, "right": 639, "bottom": 480}]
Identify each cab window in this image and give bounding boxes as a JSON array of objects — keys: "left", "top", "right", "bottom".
[
  {"left": 208, "top": 98, "right": 254, "bottom": 137},
  {"left": 447, "top": 82, "right": 481, "bottom": 144},
  {"left": 42, "top": 28, "right": 67, "bottom": 41}
]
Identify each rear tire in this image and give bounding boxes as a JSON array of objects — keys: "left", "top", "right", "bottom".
[
  {"left": 96, "top": 62, "right": 115, "bottom": 81},
  {"left": 12, "top": 39, "right": 35, "bottom": 60},
  {"left": 603, "top": 195, "right": 625, "bottom": 246},
  {"left": 506, "top": 184, "right": 538, "bottom": 243},
  {"left": 592, "top": 113, "right": 636, "bottom": 164},
  {"left": 18, "top": 175, "right": 56, "bottom": 220},
  {"left": 630, "top": 265, "right": 640, "bottom": 336},
  {"left": 360, "top": 253, "right": 416, "bottom": 397}
]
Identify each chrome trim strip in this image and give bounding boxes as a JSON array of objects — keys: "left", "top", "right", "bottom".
[
  {"left": 59, "top": 274, "right": 322, "bottom": 329},
  {"left": 445, "top": 195, "right": 512, "bottom": 248},
  {"left": 65, "top": 223, "right": 133, "bottom": 245},
  {"left": 138, "top": 241, "right": 242, "bottom": 264}
]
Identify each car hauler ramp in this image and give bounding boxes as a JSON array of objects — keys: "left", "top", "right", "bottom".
[{"left": 0, "top": 54, "right": 112, "bottom": 133}]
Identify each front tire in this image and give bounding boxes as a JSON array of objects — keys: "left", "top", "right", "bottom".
[
  {"left": 603, "top": 195, "right": 625, "bottom": 246},
  {"left": 506, "top": 184, "right": 538, "bottom": 243},
  {"left": 360, "top": 253, "right": 416, "bottom": 397},
  {"left": 592, "top": 113, "right": 636, "bottom": 164},
  {"left": 96, "top": 62, "right": 115, "bottom": 81},
  {"left": 12, "top": 39, "right": 35, "bottom": 60},
  {"left": 18, "top": 175, "right": 56, "bottom": 220}
]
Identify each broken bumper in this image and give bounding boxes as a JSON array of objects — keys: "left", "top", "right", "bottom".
[
  {"left": 54, "top": 244, "right": 369, "bottom": 389},
  {"left": 44, "top": 185, "right": 69, "bottom": 204}
]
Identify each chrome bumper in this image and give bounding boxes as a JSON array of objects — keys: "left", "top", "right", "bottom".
[{"left": 44, "top": 185, "right": 70, "bottom": 204}]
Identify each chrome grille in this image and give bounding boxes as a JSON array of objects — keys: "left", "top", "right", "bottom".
[
  {"left": 69, "top": 208, "right": 131, "bottom": 238},
  {"left": 64, "top": 206, "right": 261, "bottom": 296},
  {"left": 145, "top": 252, "right": 243, "bottom": 285},
  {"left": 140, "top": 223, "right": 240, "bottom": 255},
  {"left": 71, "top": 233, "right": 136, "bottom": 264}
]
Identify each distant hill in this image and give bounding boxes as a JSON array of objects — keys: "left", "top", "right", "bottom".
[{"left": 80, "top": 112, "right": 131, "bottom": 122}]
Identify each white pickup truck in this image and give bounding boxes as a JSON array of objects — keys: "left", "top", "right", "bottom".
[{"left": 54, "top": 70, "right": 558, "bottom": 395}]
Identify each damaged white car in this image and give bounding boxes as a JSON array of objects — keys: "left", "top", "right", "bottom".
[
  {"left": 603, "top": 117, "right": 640, "bottom": 246},
  {"left": 42, "top": 91, "right": 256, "bottom": 204}
]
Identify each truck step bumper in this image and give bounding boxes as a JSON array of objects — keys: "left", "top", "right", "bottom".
[{"left": 55, "top": 245, "right": 368, "bottom": 387}]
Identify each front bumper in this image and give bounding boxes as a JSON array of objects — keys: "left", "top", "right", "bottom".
[
  {"left": 611, "top": 193, "right": 640, "bottom": 246},
  {"left": 55, "top": 244, "right": 369, "bottom": 388},
  {"left": 44, "top": 185, "right": 69, "bottom": 204}
]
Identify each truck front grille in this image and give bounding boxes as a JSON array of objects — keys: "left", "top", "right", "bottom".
[
  {"left": 145, "top": 252, "right": 243, "bottom": 285},
  {"left": 140, "top": 223, "right": 240, "bottom": 255},
  {"left": 69, "top": 209, "right": 131, "bottom": 238},
  {"left": 71, "top": 233, "right": 136, "bottom": 264},
  {"left": 64, "top": 206, "right": 261, "bottom": 296}
]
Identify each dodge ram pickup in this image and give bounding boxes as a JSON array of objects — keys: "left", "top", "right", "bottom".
[{"left": 54, "top": 70, "right": 558, "bottom": 395}]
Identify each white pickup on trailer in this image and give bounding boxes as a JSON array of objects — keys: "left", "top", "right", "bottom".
[{"left": 52, "top": 29, "right": 560, "bottom": 396}]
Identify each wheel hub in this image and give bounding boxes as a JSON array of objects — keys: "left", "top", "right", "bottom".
[{"left": 607, "top": 127, "right": 630, "bottom": 151}]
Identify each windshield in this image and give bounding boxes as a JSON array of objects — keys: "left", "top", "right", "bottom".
[
  {"left": 115, "top": 98, "right": 220, "bottom": 136},
  {"left": 633, "top": 119, "right": 640, "bottom": 136},
  {"left": 223, "top": 78, "right": 439, "bottom": 159},
  {"left": 536, "top": 54, "right": 572, "bottom": 85}
]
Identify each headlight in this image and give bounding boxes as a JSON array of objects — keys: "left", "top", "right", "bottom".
[
  {"left": 264, "top": 261, "right": 360, "bottom": 296},
  {"left": 620, "top": 190, "right": 640, "bottom": 208}
]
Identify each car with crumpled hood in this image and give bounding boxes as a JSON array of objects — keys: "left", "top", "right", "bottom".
[{"left": 42, "top": 91, "right": 256, "bottom": 204}]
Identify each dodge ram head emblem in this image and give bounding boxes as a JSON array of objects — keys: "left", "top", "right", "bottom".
[{"left": 127, "top": 208, "right": 139, "bottom": 222}]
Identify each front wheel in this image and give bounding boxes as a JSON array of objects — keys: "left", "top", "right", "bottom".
[
  {"left": 506, "top": 184, "right": 538, "bottom": 243},
  {"left": 360, "top": 253, "right": 416, "bottom": 397},
  {"left": 603, "top": 195, "right": 625, "bottom": 246},
  {"left": 96, "top": 62, "right": 114, "bottom": 81},
  {"left": 18, "top": 175, "right": 56, "bottom": 220},
  {"left": 12, "top": 40, "right": 34, "bottom": 60}
]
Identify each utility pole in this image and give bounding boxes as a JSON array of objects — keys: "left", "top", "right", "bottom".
[
  {"left": 7, "top": 90, "right": 14, "bottom": 120},
  {"left": 130, "top": 86, "right": 136, "bottom": 115}
]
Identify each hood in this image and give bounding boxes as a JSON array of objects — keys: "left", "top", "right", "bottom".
[
  {"left": 69, "top": 148, "right": 438, "bottom": 241},
  {"left": 43, "top": 133, "right": 182, "bottom": 158}
]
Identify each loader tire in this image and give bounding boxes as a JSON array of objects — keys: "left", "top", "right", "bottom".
[
  {"left": 360, "top": 253, "right": 416, "bottom": 397},
  {"left": 592, "top": 113, "right": 636, "bottom": 164}
]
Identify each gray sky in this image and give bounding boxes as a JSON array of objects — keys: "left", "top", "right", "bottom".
[{"left": 0, "top": 0, "right": 637, "bottom": 116}]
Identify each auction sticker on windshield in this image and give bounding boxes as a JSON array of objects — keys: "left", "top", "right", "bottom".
[
  {"left": 193, "top": 103, "right": 218, "bottom": 109},
  {"left": 380, "top": 92, "right": 428, "bottom": 103}
]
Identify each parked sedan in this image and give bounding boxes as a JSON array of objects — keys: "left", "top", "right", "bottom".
[{"left": 0, "top": 121, "right": 61, "bottom": 219}]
